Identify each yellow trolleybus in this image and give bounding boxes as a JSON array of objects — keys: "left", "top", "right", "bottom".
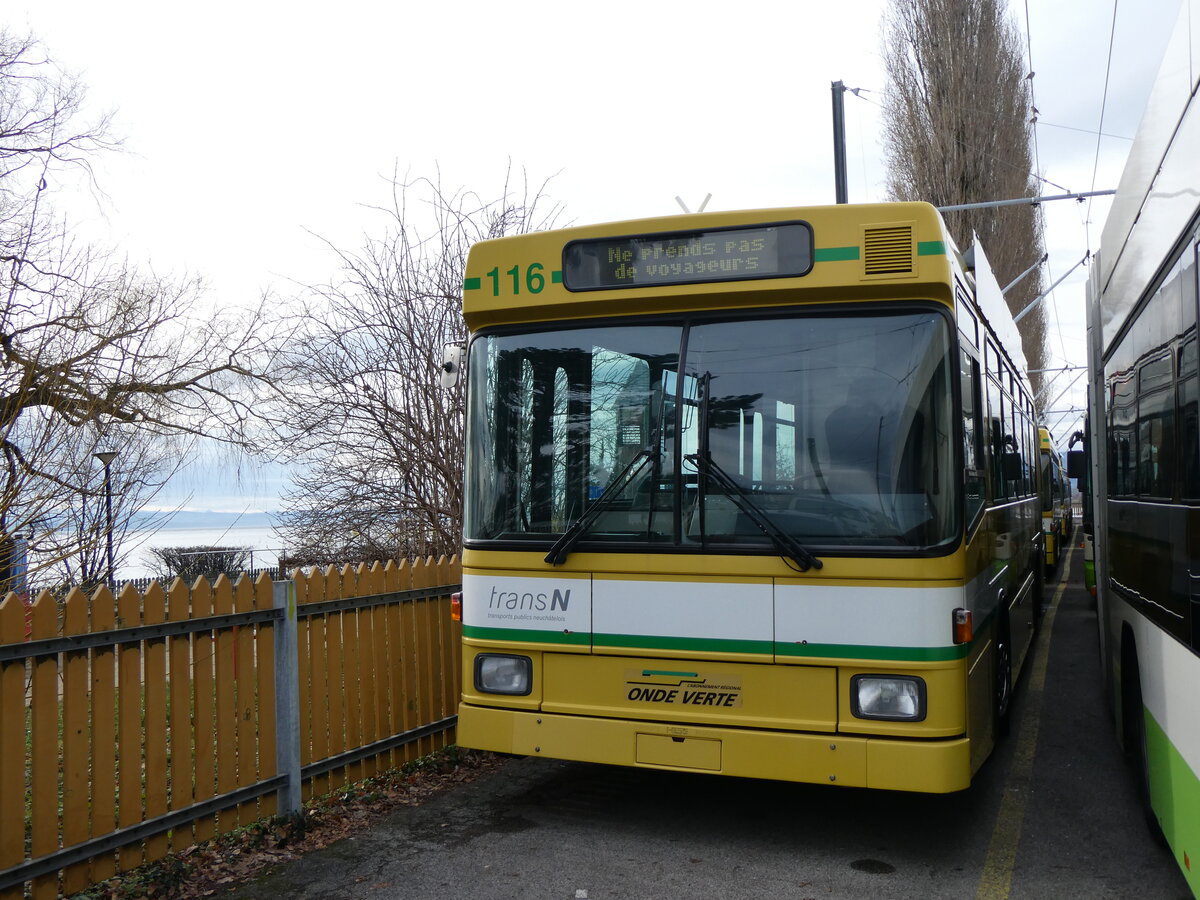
[
  {"left": 1038, "top": 426, "right": 1072, "bottom": 573},
  {"left": 454, "top": 201, "right": 1042, "bottom": 793}
]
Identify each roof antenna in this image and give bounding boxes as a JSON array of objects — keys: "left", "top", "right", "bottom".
[{"left": 675, "top": 193, "right": 712, "bottom": 214}]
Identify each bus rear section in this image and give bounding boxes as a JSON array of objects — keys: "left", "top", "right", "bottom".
[{"left": 1038, "top": 427, "right": 1071, "bottom": 572}]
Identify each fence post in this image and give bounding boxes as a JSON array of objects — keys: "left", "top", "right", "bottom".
[{"left": 273, "top": 580, "right": 302, "bottom": 816}]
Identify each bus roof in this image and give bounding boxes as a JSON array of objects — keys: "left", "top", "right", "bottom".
[{"left": 1093, "top": 0, "right": 1200, "bottom": 352}]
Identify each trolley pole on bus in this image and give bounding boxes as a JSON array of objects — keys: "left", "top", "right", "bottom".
[{"left": 831, "top": 81, "right": 848, "bottom": 204}]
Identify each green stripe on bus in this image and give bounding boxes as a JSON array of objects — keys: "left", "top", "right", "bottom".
[
  {"left": 594, "top": 633, "right": 772, "bottom": 655},
  {"left": 775, "top": 642, "right": 968, "bottom": 662},
  {"left": 467, "top": 627, "right": 968, "bottom": 661},
  {"left": 463, "top": 625, "right": 590, "bottom": 645},
  {"left": 643, "top": 670, "right": 699, "bottom": 678},
  {"left": 917, "top": 240, "right": 946, "bottom": 256},
  {"left": 552, "top": 270, "right": 563, "bottom": 283},
  {"left": 463, "top": 277, "right": 481, "bottom": 291},
  {"left": 814, "top": 246, "right": 860, "bottom": 262},
  {"left": 1146, "top": 708, "right": 1200, "bottom": 895}
]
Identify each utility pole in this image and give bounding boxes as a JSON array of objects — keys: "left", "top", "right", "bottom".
[
  {"left": 94, "top": 450, "right": 117, "bottom": 588},
  {"left": 831, "top": 81, "right": 848, "bottom": 204}
]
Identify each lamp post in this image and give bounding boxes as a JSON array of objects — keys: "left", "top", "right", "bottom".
[{"left": 94, "top": 450, "right": 118, "bottom": 588}]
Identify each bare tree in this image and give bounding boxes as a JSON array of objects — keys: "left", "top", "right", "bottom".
[
  {"left": 273, "top": 168, "right": 563, "bottom": 560},
  {"left": 0, "top": 31, "right": 288, "bottom": 591},
  {"left": 27, "top": 425, "right": 186, "bottom": 593},
  {"left": 1, "top": 31, "right": 116, "bottom": 247},
  {"left": 881, "top": 0, "right": 1049, "bottom": 391}
]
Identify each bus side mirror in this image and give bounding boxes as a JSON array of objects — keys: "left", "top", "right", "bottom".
[
  {"left": 1066, "top": 449, "right": 1086, "bottom": 480},
  {"left": 441, "top": 342, "right": 466, "bottom": 389}
]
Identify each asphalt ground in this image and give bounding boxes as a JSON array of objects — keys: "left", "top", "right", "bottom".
[{"left": 227, "top": 537, "right": 1192, "bottom": 899}]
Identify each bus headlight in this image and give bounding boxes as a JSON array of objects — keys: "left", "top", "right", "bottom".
[
  {"left": 474, "top": 654, "right": 532, "bottom": 695},
  {"left": 850, "top": 675, "right": 927, "bottom": 721}
]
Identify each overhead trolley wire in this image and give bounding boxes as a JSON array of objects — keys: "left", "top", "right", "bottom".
[
  {"left": 1088, "top": 0, "right": 1122, "bottom": 251},
  {"left": 844, "top": 88, "right": 1075, "bottom": 196},
  {"left": 1023, "top": 0, "right": 1043, "bottom": 184},
  {"left": 1023, "top": 0, "right": 1073, "bottom": 366},
  {"left": 1035, "top": 121, "right": 1132, "bottom": 141}
]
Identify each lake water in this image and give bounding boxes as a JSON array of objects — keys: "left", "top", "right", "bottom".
[{"left": 120, "top": 525, "right": 283, "bottom": 579}]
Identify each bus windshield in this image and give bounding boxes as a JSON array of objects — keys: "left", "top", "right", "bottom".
[{"left": 464, "top": 308, "right": 957, "bottom": 553}]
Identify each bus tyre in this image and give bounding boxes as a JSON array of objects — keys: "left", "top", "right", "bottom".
[
  {"left": 1122, "top": 646, "right": 1167, "bottom": 846},
  {"left": 994, "top": 613, "right": 1013, "bottom": 738}
]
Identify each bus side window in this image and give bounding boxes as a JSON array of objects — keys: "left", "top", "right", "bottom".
[
  {"left": 1179, "top": 240, "right": 1198, "bottom": 500},
  {"left": 1109, "top": 371, "right": 1138, "bottom": 496},
  {"left": 1011, "top": 401, "right": 1026, "bottom": 495},
  {"left": 1136, "top": 354, "right": 1174, "bottom": 498},
  {"left": 1022, "top": 398, "right": 1032, "bottom": 494},
  {"left": 1180, "top": 336, "right": 1199, "bottom": 499},
  {"left": 961, "top": 350, "right": 985, "bottom": 524},
  {"left": 1024, "top": 407, "right": 1037, "bottom": 496},
  {"left": 987, "top": 376, "right": 1007, "bottom": 501}
]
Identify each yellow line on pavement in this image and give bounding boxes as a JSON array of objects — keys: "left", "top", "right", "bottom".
[{"left": 975, "top": 562, "right": 1071, "bottom": 900}]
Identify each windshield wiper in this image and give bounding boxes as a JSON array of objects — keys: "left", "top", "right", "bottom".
[
  {"left": 686, "top": 370, "right": 820, "bottom": 571},
  {"left": 685, "top": 453, "right": 822, "bottom": 572},
  {"left": 545, "top": 446, "right": 655, "bottom": 565}
]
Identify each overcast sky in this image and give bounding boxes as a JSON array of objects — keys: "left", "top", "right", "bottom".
[{"left": 4, "top": 0, "right": 1185, "bottom": 512}]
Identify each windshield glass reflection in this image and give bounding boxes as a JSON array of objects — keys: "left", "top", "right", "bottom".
[{"left": 465, "top": 309, "right": 957, "bottom": 552}]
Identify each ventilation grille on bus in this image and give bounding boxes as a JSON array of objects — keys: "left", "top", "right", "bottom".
[{"left": 863, "top": 225, "right": 914, "bottom": 275}]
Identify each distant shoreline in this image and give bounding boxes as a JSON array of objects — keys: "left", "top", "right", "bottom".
[
  {"left": 128, "top": 510, "right": 278, "bottom": 532},
  {"left": 121, "top": 520, "right": 282, "bottom": 579}
]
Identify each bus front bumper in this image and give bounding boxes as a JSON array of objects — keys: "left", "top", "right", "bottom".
[{"left": 458, "top": 703, "right": 972, "bottom": 794}]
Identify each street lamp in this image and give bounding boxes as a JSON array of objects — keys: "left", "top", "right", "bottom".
[{"left": 94, "top": 450, "right": 118, "bottom": 588}]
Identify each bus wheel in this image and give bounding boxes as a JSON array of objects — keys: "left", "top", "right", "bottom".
[
  {"left": 1122, "top": 644, "right": 1166, "bottom": 845},
  {"left": 994, "top": 613, "right": 1013, "bottom": 738}
]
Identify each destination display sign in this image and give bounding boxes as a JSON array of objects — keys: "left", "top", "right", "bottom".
[{"left": 562, "top": 222, "right": 814, "bottom": 291}]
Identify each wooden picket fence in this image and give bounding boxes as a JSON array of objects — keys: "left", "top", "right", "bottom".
[{"left": 0, "top": 555, "right": 462, "bottom": 899}]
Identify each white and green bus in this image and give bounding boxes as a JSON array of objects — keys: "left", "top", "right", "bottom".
[{"left": 1084, "top": 0, "right": 1199, "bottom": 890}]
